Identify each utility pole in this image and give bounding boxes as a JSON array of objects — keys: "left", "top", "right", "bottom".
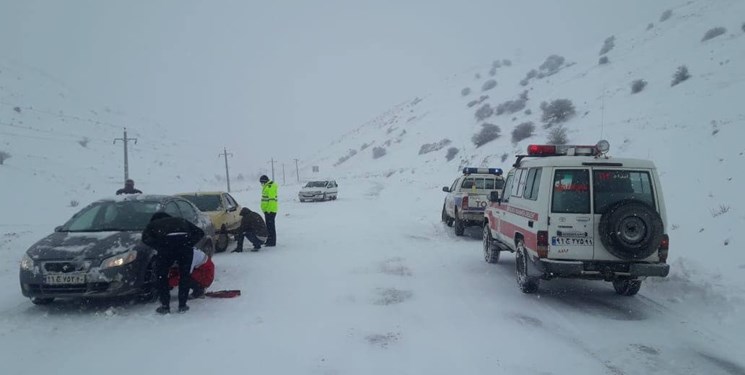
[
  {"left": 218, "top": 147, "right": 233, "bottom": 192},
  {"left": 268, "top": 158, "right": 276, "bottom": 181},
  {"left": 294, "top": 158, "right": 300, "bottom": 183},
  {"left": 282, "top": 163, "right": 286, "bottom": 185},
  {"left": 113, "top": 128, "right": 137, "bottom": 182}
]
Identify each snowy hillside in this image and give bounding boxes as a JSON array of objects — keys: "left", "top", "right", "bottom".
[{"left": 305, "top": 0, "right": 745, "bottom": 289}]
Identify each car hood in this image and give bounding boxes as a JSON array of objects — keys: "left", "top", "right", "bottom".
[
  {"left": 300, "top": 187, "right": 324, "bottom": 193},
  {"left": 26, "top": 231, "right": 148, "bottom": 261}
]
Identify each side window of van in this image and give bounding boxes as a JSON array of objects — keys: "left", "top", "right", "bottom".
[
  {"left": 523, "top": 168, "right": 543, "bottom": 201},
  {"left": 502, "top": 173, "right": 515, "bottom": 202}
]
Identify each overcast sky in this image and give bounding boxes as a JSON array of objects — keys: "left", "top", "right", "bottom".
[{"left": 1, "top": 0, "right": 678, "bottom": 170}]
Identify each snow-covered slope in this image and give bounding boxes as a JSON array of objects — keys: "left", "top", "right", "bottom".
[{"left": 304, "top": 0, "right": 745, "bottom": 290}]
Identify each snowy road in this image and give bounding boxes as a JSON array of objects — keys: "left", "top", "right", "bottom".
[{"left": 1, "top": 180, "right": 743, "bottom": 375}]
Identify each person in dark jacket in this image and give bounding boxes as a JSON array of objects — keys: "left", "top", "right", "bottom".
[
  {"left": 116, "top": 179, "right": 142, "bottom": 195},
  {"left": 142, "top": 212, "right": 204, "bottom": 314},
  {"left": 232, "top": 207, "right": 268, "bottom": 252}
]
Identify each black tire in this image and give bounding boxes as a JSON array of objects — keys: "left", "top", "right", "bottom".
[
  {"left": 136, "top": 260, "right": 158, "bottom": 303},
  {"left": 454, "top": 210, "right": 465, "bottom": 236},
  {"left": 515, "top": 240, "right": 539, "bottom": 293},
  {"left": 483, "top": 224, "right": 500, "bottom": 264},
  {"left": 215, "top": 226, "right": 229, "bottom": 253},
  {"left": 599, "top": 200, "right": 664, "bottom": 260},
  {"left": 613, "top": 278, "right": 642, "bottom": 296},
  {"left": 322, "top": 193, "right": 328, "bottom": 201},
  {"left": 442, "top": 203, "right": 454, "bottom": 227},
  {"left": 31, "top": 297, "right": 54, "bottom": 305},
  {"left": 202, "top": 239, "right": 215, "bottom": 257}
]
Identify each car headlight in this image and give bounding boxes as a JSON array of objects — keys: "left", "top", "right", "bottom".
[
  {"left": 101, "top": 250, "right": 138, "bottom": 269},
  {"left": 20, "top": 254, "right": 34, "bottom": 271}
]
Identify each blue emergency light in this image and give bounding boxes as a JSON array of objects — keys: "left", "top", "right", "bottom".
[{"left": 463, "top": 167, "right": 503, "bottom": 176}]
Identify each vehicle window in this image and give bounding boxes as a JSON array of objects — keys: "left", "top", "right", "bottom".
[
  {"left": 305, "top": 181, "right": 328, "bottom": 188},
  {"left": 450, "top": 179, "right": 459, "bottom": 192},
  {"left": 225, "top": 194, "right": 238, "bottom": 208},
  {"left": 501, "top": 173, "right": 514, "bottom": 202},
  {"left": 523, "top": 168, "right": 537, "bottom": 199},
  {"left": 593, "top": 170, "right": 655, "bottom": 214},
  {"left": 461, "top": 178, "right": 475, "bottom": 189},
  {"left": 494, "top": 178, "right": 505, "bottom": 190},
  {"left": 164, "top": 202, "right": 182, "bottom": 217},
  {"left": 551, "top": 169, "right": 590, "bottom": 214},
  {"left": 180, "top": 195, "right": 222, "bottom": 212},
  {"left": 512, "top": 169, "right": 529, "bottom": 198},
  {"left": 175, "top": 201, "right": 198, "bottom": 222},
  {"left": 63, "top": 201, "right": 161, "bottom": 232},
  {"left": 510, "top": 169, "right": 523, "bottom": 197},
  {"left": 526, "top": 168, "right": 542, "bottom": 201}
]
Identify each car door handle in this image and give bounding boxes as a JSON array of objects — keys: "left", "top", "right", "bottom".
[
  {"left": 528, "top": 221, "right": 534, "bottom": 228},
  {"left": 576, "top": 217, "right": 591, "bottom": 222}
]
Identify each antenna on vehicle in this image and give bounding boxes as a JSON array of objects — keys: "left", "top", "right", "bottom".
[{"left": 600, "top": 84, "right": 606, "bottom": 140}]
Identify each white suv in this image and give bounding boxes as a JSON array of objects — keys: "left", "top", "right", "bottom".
[
  {"left": 299, "top": 180, "right": 338, "bottom": 202},
  {"left": 483, "top": 141, "right": 669, "bottom": 296},
  {"left": 442, "top": 168, "right": 505, "bottom": 236}
]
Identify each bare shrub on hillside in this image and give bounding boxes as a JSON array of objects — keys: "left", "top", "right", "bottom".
[
  {"left": 502, "top": 59, "right": 512, "bottom": 66},
  {"left": 598, "top": 56, "right": 610, "bottom": 65},
  {"left": 461, "top": 87, "right": 471, "bottom": 96},
  {"left": 646, "top": 23, "right": 654, "bottom": 31},
  {"left": 372, "top": 147, "right": 387, "bottom": 159},
  {"left": 419, "top": 139, "right": 452, "bottom": 155},
  {"left": 599, "top": 36, "right": 615, "bottom": 55},
  {"left": 13, "top": 106, "right": 21, "bottom": 113},
  {"left": 471, "top": 124, "right": 501, "bottom": 147},
  {"left": 500, "top": 153, "right": 509, "bottom": 163},
  {"left": 492, "top": 60, "right": 502, "bottom": 68},
  {"left": 701, "top": 27, "right": 727, "bottom": 42},
  {"left": 547, "top": 126, "right": 569, "bottom": 145},
  {"left": 334, "top": 149, "right": 358, "bottom": 166},
  {"left": 69, "top": 200, "right": 80, "bottom": 208},
  {"left": 742, "top": 22, "right": 745, "bottom": 33},
  {"left": 445, "top": 147, "right": 459, "bottom": 161},
  {"left": 475, "top": 73, "right": 481, "bottom": 79},
  {"left": 631, "top": 79, "right": 648, "bottom": 94},
  {"left": 541, "top": 99, "right": 576, "bottom": 126},
  {"left": 0, "top": 150, "right": 10, "bottom": 165},
  {"left": 524, "top": 109, "right": 532, "bottom": 115},
  {"left": 481, "top": 79, "right": 497, "bottom": 91},
  {"left": 539, "top": 55, "right": 565, "bottom": 74},
  {"left": 496, "top": 91, "right": 529, "bottom": 116},
  {"left": 660, "top": 9, "right": 673, "bottom": 22},
  {"left": 467, "top": 100, "right": 479, "bottom": 108},
  {"left": 489, "top": 67, "right": 497, "bottom": 76},
  {"left": 511, "top": 122, "right": 535, "bottom": 144},
  {"left": 710, "top": 204, "right": 731, "bottom": 217},
  {"left": 671, "top": 65, "right": 691, "bottom": 87},
  {"left": 78, "top": 137, "right": 90, "bottom": 148},
  {"left": 475, "top": 104, "right": 494, "bottom": 121},
  {"left": 360, "top": 142, "right": 371, "bottom": 151}
]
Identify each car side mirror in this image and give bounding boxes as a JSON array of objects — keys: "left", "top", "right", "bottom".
[
  {"left": 54, "top": 226, "right": 63, "bottom": 232},
  {"left": 489, "top": 191, "right": 501, "bottom": 203},
  {"left": 227, "top": 206, "right": 237, "bottom": 212},
  {"left": 442, "top": 187, "right": 450, "bottom": 193}
]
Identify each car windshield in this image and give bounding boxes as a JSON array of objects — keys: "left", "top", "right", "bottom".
[
  {"left": 61, "top": 201, "right": 161, "bottom": 232},
  {"left": 305, "top": 181, "right": 328, "bottom": 188},
  {"left": 593, "top": 170, "right": 656, "bottom": 213},
  {"left": 180, "top": 195, "right": 222, "bottom": 211}
]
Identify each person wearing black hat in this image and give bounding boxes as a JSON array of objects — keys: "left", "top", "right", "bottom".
[
  {"left": 141, "top": 212, "right": 204, "bottom": 314},
  {"left": 259, "top": 175, "right": 278, "bottom": 246},
  {"left": 116, "top": 179, "right": 142, "bottom": 195}
]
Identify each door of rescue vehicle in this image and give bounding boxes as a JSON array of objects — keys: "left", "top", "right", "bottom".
[{"left": 548, "top": 168, "right": 595, "bottom": 260}]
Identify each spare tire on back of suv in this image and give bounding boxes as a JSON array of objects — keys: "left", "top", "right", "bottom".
[{"left": 598, "top": 200, "right": 664, "bottom": 260}]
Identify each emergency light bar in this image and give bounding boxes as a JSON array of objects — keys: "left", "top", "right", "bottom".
[
  {"left": 463, "top": 167, "right": 503, "bottom": 176},
  {"left": 526, "top": 140, "right": 610, "bottom": 157}
]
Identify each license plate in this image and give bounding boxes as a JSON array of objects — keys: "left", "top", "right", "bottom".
[{"left": 44, "top": 273, "right": 86, "bottom": 285}]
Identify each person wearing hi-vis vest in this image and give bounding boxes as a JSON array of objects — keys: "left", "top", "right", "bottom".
[{"left": 259, "top": 175, "right": 278, "bottom": 247}]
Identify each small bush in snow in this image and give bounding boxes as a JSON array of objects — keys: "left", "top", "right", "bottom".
[
  {"left": 599, "top": 36, "right": 615, "bottom": 55},
  {"left": 445, "top": 147, "right": 459, "bottom": 161},
  {"left": 710, "top": 204, "right": 730, "bottom": 217},
  {"left": 541, "top": 99, "right": 576, "bottom": 126},
  {"left": 475, "top": 73, "right": 481, "bottom": 79},
  {"left": 461, "top": 87, "right": 471, "bottom": 96},
  {"left": 334, "top": 149, "right": 358, "bottom": 166},
  {"left": 467, "top": 100, "right": 479, "bottom": 108},
  {"left": 547, "top": 126, "right": 569, "bottom": 145},
  {"left": 671, "top": 65, "right": 691, "bottom": 87},
  {"left": 500, "top": 152, "right": 509, "bottom": 163},
  {"left": 646, "top": 23, "right": 654, "bottom": 31},
  {"left": 660, "top": 9, "right": 673, "bottom": 22},
  {"left": 0, "top": 150, "right": 10, "bottom": 165},
  {"left": 78, "top": 137, "right": 90, "bottom": 148},
  {"left": 13, "top": 106, "right": 21, "bottom": 113},
  {"left": 492, "top": 60, "right": 502, "bottom": 68},
  {"left": 519, "top": 79, "right": 529, "bottom": 87},
  {"left": 489, "top": 67, "right": 497, "bottom": 76},
  {"left": 502, "top": 59, "right": 512, "bottom": 66},
  {"left": 496, "top": 92, "right": 528, "bottom": 116},
  {"left": 526, "top": 69, "right": 538, "bottom": 79},
  {"left": 471, "top": 123, "right": 501, "bottom": 147},
  {"left": 512, "top": 122, "right": 535, "bottom": 144},
  {"left": 69, "top": 200, "right": 80, "bottom": 208},
  {"left": 360, "top": 142, "right": 371, "bottom": 151},
  {"left": 481, "top": 79, "right": 497, "bottom": 91},
  {"left": 419, "top": 139, "right": 452, "bottom": 155},
  {"left": 701, "top": 27, "right": 727, "bottom": 42},
  {"left": 631, "top": 79, "right": 648, "bottom": 94},
  {"left": 539, "top": 55, "right": 565, "bottom": 74},
  {"left": 598, "top": 56, "right": 610, "bottom": 65},
  {"left": 372, "top": 146, "right": 387, "bottom": 159},
  {"left": 742, "top": 22, "right": 745, "bottom": 33},
  {"left": 475, "top": 103, "right": 494, "bottom": 121},
  {"left": 524, "top": 109, "right": 532, "bottom": 115}
]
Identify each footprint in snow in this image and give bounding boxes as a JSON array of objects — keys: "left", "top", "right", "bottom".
[
  {"left": 629, "top": 344, "right": 660, "bottom": 356},
  {"left": 379, "top": 258, "right": 413, "bottom": 277},
  {"left": 365, "top": 332, "right": 401, "bottom": 349},
  {"left": 374, "top": 288, "right": 413, "bottom": 305}
]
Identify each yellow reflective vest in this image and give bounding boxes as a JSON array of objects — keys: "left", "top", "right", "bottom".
[{"left": 261, "top": 181, "right": 278, "bottom": 213}]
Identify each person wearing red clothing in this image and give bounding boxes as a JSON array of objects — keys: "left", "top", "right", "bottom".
[{"left": 168, "top": 248, "right": 214, "bottom": 299}]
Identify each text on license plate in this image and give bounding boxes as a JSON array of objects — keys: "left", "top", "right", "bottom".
[
  {"left": 552, "top": 237, "right": 594, "bottom": 246},
  {"left": 44, "top": 274, "right": 86, "bottom": 285}
]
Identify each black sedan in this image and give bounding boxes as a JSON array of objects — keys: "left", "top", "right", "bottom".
[{"left": 19, "top": 195, "right": 216, "bottom": 305}]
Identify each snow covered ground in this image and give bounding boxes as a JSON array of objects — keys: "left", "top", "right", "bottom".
[{"left": 1, "top": 181, "right": 743, "bottom": 375}]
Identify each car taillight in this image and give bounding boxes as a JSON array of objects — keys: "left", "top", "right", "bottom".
[
  {"left": 658, "top": 234, "right": 669, "bottom": 263},
  {"left": 462, "top": 196, "right": 469, "bottom": 210},
  {"left": 537, "top": 230, "right": 548, "bottom": 258}
]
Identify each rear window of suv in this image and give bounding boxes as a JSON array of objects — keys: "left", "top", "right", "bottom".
[
  {"left": 593, "top": 170, "right": 655, "bottom": 213},
  {"left": 461, "top": 177, "right": 504, "bottom": 190}
]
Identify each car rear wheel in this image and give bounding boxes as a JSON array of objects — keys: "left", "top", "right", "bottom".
[
  {"left": 215, "top": 226, "right": 229, "bottom": 253},
  {"left": 483, "top": 225, "right": 500, "bottom": 264},
  {"left": 31, "top": 297, "right": 54, "bottom": 305},
  {"left": 515, "top": 240, "right": 539, "bottom": 293},
  {"left": 613, "top": 278, "right": 642, "bottom": 296},
  {"left": 454, "top": 210, "right": 465, "bottom": 236}
]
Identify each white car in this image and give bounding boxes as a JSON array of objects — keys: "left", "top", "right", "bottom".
[
  {"left": 441, "top": 168, "right": 505, "bottom": 236},
  {"left": 299, "top": 180, "right": 338, "bottom": 202},
  {"left": 482, "top": 141, "right": 669, "bottom": 296}
]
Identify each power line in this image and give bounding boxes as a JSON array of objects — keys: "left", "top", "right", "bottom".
[{"left": 218, "top": 147, "right": 234, "bottom": 192}]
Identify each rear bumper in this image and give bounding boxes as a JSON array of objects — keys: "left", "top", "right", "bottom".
[
  {"left": 459, "top": 211, "right": 486, "bottom": 223},
  {"left": 536, "top": 259, "right": 670, "bottom": 279}
]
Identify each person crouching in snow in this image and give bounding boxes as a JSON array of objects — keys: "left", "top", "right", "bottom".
[
  {"left": 168, "top": 248, "right": 215, "bottom": 299},
  {"left": 232, "top": 207, "right": 268, "bottom": 252}
]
